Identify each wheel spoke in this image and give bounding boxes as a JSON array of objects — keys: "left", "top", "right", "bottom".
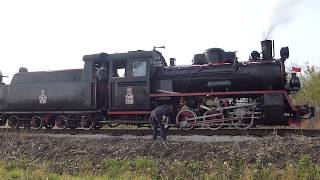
[
  {"left": 31, "top": 116, "right": 43, "bottom": 129},
  {"left": 55, "top": 116, "right": 67, "bottom": 129},
  {"left": 176, "top": 109, "right": 196, "bottom": 130},
  {"left": 203, "top": 110, "right": 223, "bottom": 130}
]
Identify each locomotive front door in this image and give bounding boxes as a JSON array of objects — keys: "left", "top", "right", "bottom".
[{"left": 109, "top": 59, "right": 150, "bottom": 110}]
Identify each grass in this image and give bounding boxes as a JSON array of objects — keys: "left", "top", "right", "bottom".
[
  {"left": 0, "top": 156, "right": 320, "bottom": 180},
  {"left": 301, "top": 117, "right": 320, "bottom": 129}
]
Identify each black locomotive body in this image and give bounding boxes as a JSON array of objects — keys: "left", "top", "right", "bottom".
[
  {"left": 153, "top": 61, "right": 285, "bottom": 93},
  {"left": 0, "top": 40, "right": 315, "bottom": 130},
  {"left": 6, "top": 69, "right": 94, "bottom": 111}
]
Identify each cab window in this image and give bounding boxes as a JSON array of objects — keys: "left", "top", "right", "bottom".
[
  {"left": 132, "top": 61, "right": 146, "bottom": 77},
  {"left": 112, "top": 60, "right": 126, "bottom": 78}
]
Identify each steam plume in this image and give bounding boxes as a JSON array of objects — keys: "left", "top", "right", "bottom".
[{"left": 263, "top": 0, "right": 301, "bottom": 39}]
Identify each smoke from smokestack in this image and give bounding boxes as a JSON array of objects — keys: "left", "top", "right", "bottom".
[{"left": 263, "top": 0, "right": 301, "bottom": 39}]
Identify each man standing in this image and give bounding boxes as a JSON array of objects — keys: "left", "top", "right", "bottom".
[
  {"left": 149, "top": 105, "right": 173, "bottom": 140},
  {"left": 97, "top": 64, "right": 108, "bottom": 81},
  {"left": 96, "top": 64, "right": 108, "bottom": 109}
]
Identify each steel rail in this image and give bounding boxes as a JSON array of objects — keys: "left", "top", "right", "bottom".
[{"left": 0, "top": 128, "right": 320, "bottom": 137}]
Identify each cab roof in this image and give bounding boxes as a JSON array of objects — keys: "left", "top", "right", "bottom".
[{"left": 82, "top": 50, "right": 166, "bottom": 63}]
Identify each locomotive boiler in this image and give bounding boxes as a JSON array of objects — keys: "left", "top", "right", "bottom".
[
  {"left": 0, "top": 40, "right": 315, "bottom": 130},
  {"left": 153, "top": 40, "right": 289, "bottom": 93}
]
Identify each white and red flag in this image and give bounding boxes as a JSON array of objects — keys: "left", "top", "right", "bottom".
[{"left": 292, "top": 66, "right": 301, "bottom": 72}]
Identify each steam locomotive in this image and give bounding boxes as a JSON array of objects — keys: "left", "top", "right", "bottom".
[{"left": 0, "top": 40, "right": 315, "bottom": 130}]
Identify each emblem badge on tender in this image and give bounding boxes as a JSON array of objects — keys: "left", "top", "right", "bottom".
[
  {"left": 39, "top": 89, "right": 48, "bottom": 104},
  {"left": 125, "top": 87, "right": 134, "bottom": 105}
]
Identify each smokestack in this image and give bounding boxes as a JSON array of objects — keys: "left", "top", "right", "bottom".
[
  {"left": 169, "top": 58, "right": 176, "bottom": 66},
  {"left": 261, "top": 40, "right": 274, "bottom": 60}
]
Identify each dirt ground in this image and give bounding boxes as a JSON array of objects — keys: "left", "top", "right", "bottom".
[{"left": 1, "top": 133, "right": 320, "bottom": 174}]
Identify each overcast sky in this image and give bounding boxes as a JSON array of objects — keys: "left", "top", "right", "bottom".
[{"left": 0, "top": 0, "right": 319, "bottom": 83}]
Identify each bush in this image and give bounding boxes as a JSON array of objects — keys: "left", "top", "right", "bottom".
[
  {"left": 293, "top": 65, "right": 320, "bottom": 128},
  {"left": 296, "top": 65, "right": 320, "bottom": 105}
]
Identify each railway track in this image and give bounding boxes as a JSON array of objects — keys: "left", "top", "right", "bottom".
[{"left": 1, "top": 128, "right": 320, "bottom": 137}]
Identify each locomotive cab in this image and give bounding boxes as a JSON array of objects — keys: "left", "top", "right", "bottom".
[
  {"left": 83, "top": 50, "right": 165, "bottom": 111},
  {"left": 109, "top": 57, "right": 151, "bottom": 110}
]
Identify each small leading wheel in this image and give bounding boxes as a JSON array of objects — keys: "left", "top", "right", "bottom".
[
  {"left": 55, "top": 116, "right": 67, "bottom": 129},
  {"left": 84, "top": 120, "right": 94, "bottom": 130},
  {"left": 80, "top": 116, "right": 94, "bottom": 130},
  {"left": 8, "top": 116, "right": 19, "bottom": 129},
  {"left": 176, "top": 109, "right": 196, "bottom": 130},
  {"left": 31, "top": 116, "right": 43, "bottom": 129},
  {"left": 203, "top": 110, "right": 223, "bottom": 130}
]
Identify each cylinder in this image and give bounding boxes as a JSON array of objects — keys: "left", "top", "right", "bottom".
[{"left": 261, "top": 40, "right": 273, "bottom": 60}]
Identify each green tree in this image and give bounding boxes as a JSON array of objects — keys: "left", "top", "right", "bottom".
[{"left": 296, "top": 65, "right": 320, "bottom": 105}]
